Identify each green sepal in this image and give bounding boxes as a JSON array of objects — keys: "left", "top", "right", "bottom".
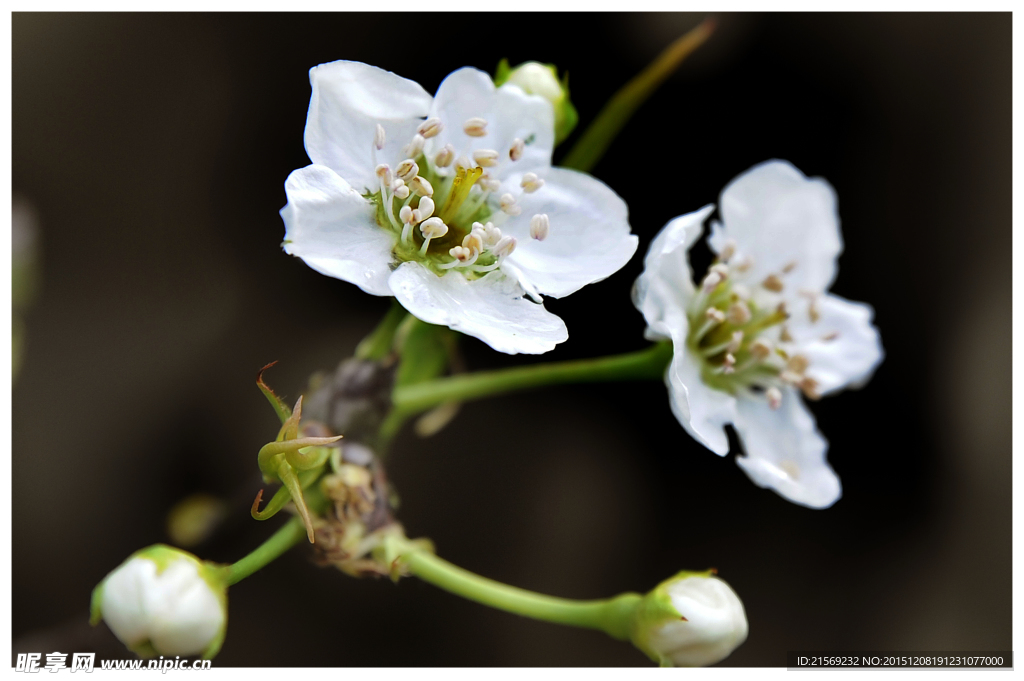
[
  {"left": 89, "top": 580, "right": 105, "bottom": 626},
  {"left": 394, "top": 319, "right": 451, "bottom": 388},
  {"left": 257, "top": 362, "right": 291, "bottom": 425},
  {"left": 494, "top": 60, "right": 578, "bottom": 144},
  {"left": 493, "top": 58, "right": 512, "bottom": 87}
]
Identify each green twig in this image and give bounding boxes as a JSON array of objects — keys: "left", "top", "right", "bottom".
[{"left": 561, "top": 18, "right": 716, "bottom": 173}]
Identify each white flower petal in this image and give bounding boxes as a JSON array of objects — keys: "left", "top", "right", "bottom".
[
  {"left": 784, "top": 293, "right": 884, "bottom": 395},
  {"left": 733, "top": 389, "right": 841, "bottom": 508},
  {"left": 101, "top": 558, "right": 153, "bottom": 648},
  {"left": 665, "top": 345, "right": 735, "bottom": 456},
  {"left": 710, "top": 160, "right": 842, "bottom": 294},
  {"left": 500, "top": 167, "right": 637, "bottom": 298},
  {"left": 633, "top": 205, "right": 715, "bottom": 341},
  {"left": 281, "top": 164, "right": 396, "bottom": 296},
  {"left": 143, "top": 561, "right": 223, "bottom": 657},
  {"left": 429, "top": 68, "right": 555, "bottom": 176},
  {"left": 305, "top": 61, "right": 433, "bottom": 191},
  {"left": 388, "top": 262, "right": 567, "bottom": 355}
]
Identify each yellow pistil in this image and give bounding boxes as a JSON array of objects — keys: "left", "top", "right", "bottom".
[{"left": 438, "top": 166, "right": 483, "bottom": 224}]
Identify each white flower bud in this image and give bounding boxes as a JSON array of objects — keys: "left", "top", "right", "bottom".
[
  {"left": 503, "top": 61, "right": 577, "bottom": 142},
  {"left": 636, "top": 572, "right": 748, "bottom": 667},
  {"left": 91, "top": 545, "right": 227, "bottom": 659}
]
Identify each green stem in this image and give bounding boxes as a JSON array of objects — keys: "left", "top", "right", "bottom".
[
  {"left": 392, "top": 342, "right": 672, "bottom": 417},
  {"left": 561, "top": 18, "right": 716, "bottom": 173},
  {"left": 354, "top": 300, "right": 408, "bottom": 361},
  {"left": 223, "top": 516, "right": 307, "bottom": 585},
  {"left": 391, "top": 538, "right": 641, "bottom": 640}
]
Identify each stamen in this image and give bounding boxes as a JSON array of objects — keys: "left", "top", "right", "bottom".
[
  {"left": 521, "top": 173, "right": 545, "bottom": 193},
  {"left": 799, "top": 377, "right": 821, "bottom": 400},
  {"left": 783, "top": 261, "right": 798, "bottom": 274},
  {"left": 726, "top": 330, "right": 744, "bottom": 354},
  {"left": 419, "top": 217, "right": 448, "bottom": 256},
  {"left": 435, "top": 144, "right": 455, "bottom": 168},
  {"left": 479, "top": 176, "right": 502, "bottom": 192},
  {"left": 462, "top": 230, "right": 484, "bottom": 256},
  {"left": 400, "top": 205, "right": 415, "bottom": 225},
  {"left": 413, "top": 196, "right": 435, "bottom": 223},
  {"left": 722, "top": 353, "right": 736, "bottom": 374},
  {"left": 402, "top": 135, "right": 425, "bottom": 158},
  {"left": 732, "top": 255, "right": 753, "bottom": 273},
  {"left": 463, "top": 117, "right": 488, "bottom": 137},
  {"left": 692, "top": 308, "right": 725, "bottom": 343},
  {"left": 375, "top": 163, "right": 393, "bottom": 186},
  {"left": 719, "top": 239, "right": 736, "bottom": 263},
  {"left": 481, "top": 222, "right": 502, "bottom": 246},
  {"left": 786, "top": 354, "right": 809, "bottom": 374},
  {"left": 762, "top": 274, "right": 784, "bottom": 292},
  {"left": 417, "top": 118, "right": 444, "bottom": 139},
  {"left": 501, "top": 194, "right": 522, "bottom": 216},
  {"left": 393, "top": 181, "right": 410, "bottom": 200},
  {"left": 396, "top": 159, "right": 419, "bottom": 182},
  {"left": 492, "top": 235, "right": 516, "bottom": 258},
  {"left": 749, "top": 339, "right": 773, "bottom": 360},
  {"left": 727, "top": 301, "right": 751, "bottom": 325},
  {"left": 529, "top": 213, "right": 550, "bottom": 240},
  {"left": 509, "top": 138, "right": 525, "bottom": 161},
  {"left": 374, "top": 124, "right": 386, "bottom": 150},
  {"left": 701, "top": 272, "right": 723, "bottom": 293},
  {"left": 766, "top": 387, "right": 782, "bottom": 410},
  {"left": 780, "top": 325, "right": 794, "bottom": 342},
  {"left": 472, "top": 149, "right": 499, "bottom": 167},
  {"left": 410, "top": 176, "right": 434, "bottom": 197},
  {"left": 711, "top": 263, "right": 729, "bottom": 280}
]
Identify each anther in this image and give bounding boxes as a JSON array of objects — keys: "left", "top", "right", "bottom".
[
  {"left": 492, "top": 235, "right": 517, "bottom": 258},
  {"left": 783, "top": 261, "right": 798, "bottom": 274},
  {"left": 529, "top": 213, "right": 550, "bottom": 241},
  {"left": 727, "top": 301, "right": 751, "bottom": 325},
  {"left": 786, "top": 354, "right": 809, "bottom": 375},
  {"left": 402, "top": 135, "right": 425, "bottom": 158},
  {"left": 800, "top": 377, "right": 821, "bottom": 400},
  {"left": 481, "top": 222, "right": 502, "bottom": 246},
  {"left": 733, "top": 255, "right": 753, "bottom": 273},
  {"left": 780, "top": 325, "right": 794, "bottom": 342},
  {"left": 726, "top": 331, "right": 744, "bottom": 354},
  {"left": 521, "top": 173, "right": 545, "bottom": 193},
  {"left": 719, "top": 239, "right": 736, "bottom": 263},
  {"left": 417, "top": 118, "right": 444, "bottom": 139},
  {"left": 705, "top": 307, "right": 726, "bottom": 323},
  {"left": 766, "top": 387, "right": 782, "bottom": 410},
  {"left": 500, "top": 194, "right": 522, "bottom": 216},
  {"left": 399, "top": 205, "right": 415, "bottom": 225},
  {"left": 749, "top": 339, "right": 772, "bottom": 360},
  {"left": 462, "top": 230, "right": 484, "bottom": 255},
  {"left": 822, "top": 331, "right": 840, "bottom": 342},
  {"left": 463, "top": 117, "right": 488, "bottom": 137},
  {"left": 509, "top": 138, "right": 525, "bottom": 161},
  {"left": 375, "top": 163, "right": 393, "bottom": 185},
  {"left": 701, "top": 272, "right": 722, "bottom": 293},
  {"left": 374, "top": 124, "right": 386, "bottom": 150},
  {"left": 711, "top": 263, "right": 729, "bottom": 280},
  {"left": 479, "top": 176, "right": 502, "bottom": 192},
  {"left": 449, "top": 246, "right": 472, "bottom": 262},
  {"left": 410, "top": 176, "right": 434, "bottom": 197},
  {"left": 762, "top": 274, "right": 784, "bottom": 292},
  {"left": 393, "top": 183, "right": 410, "bottom": 199},
  {"left": 396, "top": 159, "right": 419, "bottom": 181},
  {"left": 435, "top": 144, "right": 455, "bottom": 168},
  {"left": 722, "top": 353, "right": 736, "bottom": 374},
  {"left": 419, "top": 217, "right": 448, "bottom": 239},
  {"left": 472, "top": 149, "right": 499, "bottom": 167},
  {"left": 413, "top": 196, "right": 435, "bottom": 222}
]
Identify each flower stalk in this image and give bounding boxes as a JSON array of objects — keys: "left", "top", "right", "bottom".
[
  {"left": 561, "top": 18, "right": 716, "bottom": 173},
  {"left": 391, "top": 341, "right": 672, "bottom": 417},
  {"left": 223, "top": 516, "right": 309, "bottom": 586}
]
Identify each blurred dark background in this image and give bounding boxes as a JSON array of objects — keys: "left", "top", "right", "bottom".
[{"left": 12, "top": 12, "right": 1011, "bottom": 666}]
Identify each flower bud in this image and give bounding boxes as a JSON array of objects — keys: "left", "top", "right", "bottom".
[
  {"left": 91, "top": 545, "right": 227, "bottom": 659},
  {"left": 631, "top": 570, "right": 747, "bottom": 667},
  {"left": 495, "top": 60, "right": 579, "bottom": 144}
]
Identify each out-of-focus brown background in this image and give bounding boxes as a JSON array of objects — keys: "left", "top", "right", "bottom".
[{"left": 12, "top": 13, "right": 1011, "bottom": 666}]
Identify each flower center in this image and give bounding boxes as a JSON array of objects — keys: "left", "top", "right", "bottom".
[
  {"left": 363, "top": 117, "right": 550, "bottom": 280},
  {"left": 686, "top": 248, "right": 821, "bottom": 409}
]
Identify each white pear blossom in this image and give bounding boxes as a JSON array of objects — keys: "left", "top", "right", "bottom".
[
  {"left": 281, "top": 61, "right": 637, "bottom": 354},
  {"left": 633, "top": 160, "right": 883, "bottom": 508},
  {"left": 641, "top": 572, "right": 748, "bottom": 667},
  {"left": 93, "top": 546, "right": 227, "bottom": 658}
]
